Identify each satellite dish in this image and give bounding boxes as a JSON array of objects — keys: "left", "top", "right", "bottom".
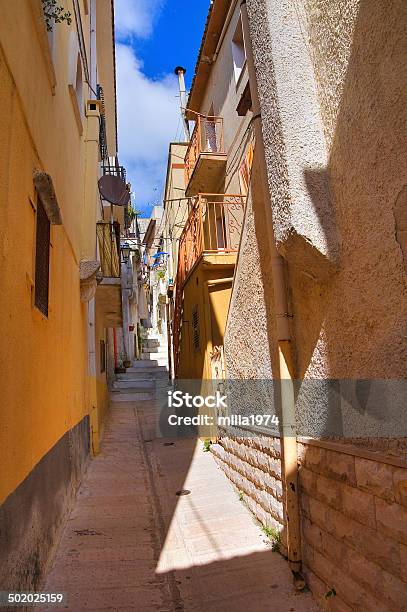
[{"left": 98, "top": 174, "right": 130, "bottom": 206}]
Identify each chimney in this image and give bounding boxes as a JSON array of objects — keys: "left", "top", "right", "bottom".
[{"left": 174, "top": 66, "right": 190, "bottom": 141}]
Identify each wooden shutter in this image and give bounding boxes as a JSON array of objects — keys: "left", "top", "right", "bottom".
[
  {"left": 100, "top": 340, "right": 106, "bottom": 373},
  {"left": 34, "top": 198, "right": 51, "bottom": 317}
]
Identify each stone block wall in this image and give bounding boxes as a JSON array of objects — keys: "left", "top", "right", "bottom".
[
  {"left": 298, "top": 440, "right": 407, "bottom": 611},
  {"left": 211, "top": 433, "right": 287, "bottom": 554},
  {"left": 213, "top": 434, "right": 407, "bottom": 609}
]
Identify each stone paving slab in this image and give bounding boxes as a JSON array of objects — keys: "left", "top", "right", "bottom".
[{"left": 40, "top": 398, "right": 318, "bottom": 611}]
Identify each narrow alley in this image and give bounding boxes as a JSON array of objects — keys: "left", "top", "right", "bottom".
[
  {"left": 40, "top": 356, "right": 316, "bottom": 611},
  {"left": 2, "top": 1, "right": 407, "bottom": 610}
]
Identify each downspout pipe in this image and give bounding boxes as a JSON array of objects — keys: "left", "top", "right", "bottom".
[{"left": 240, "top": 0, "right": 304, "bottom": 586}]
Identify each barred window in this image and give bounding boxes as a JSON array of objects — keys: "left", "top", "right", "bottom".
[
  {"left": 100, "top": 340, "right": 106, "bottom": 373},
  {"left": 34, "top": 198, "right": 50, "bottom": 317},
  {"left": 192, "top": 305, "right": 200, "bottom": 353}
]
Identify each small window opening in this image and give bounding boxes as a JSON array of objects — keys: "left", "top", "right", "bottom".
[
  {"left": 75, "top": 55, "right": 83, "bottom": 115},
  {"left": 192, "top": 305, "right": 201, "bottom": 353},
  {"left": 100, "top": 340, "right": 106, "bottom": 373},
  {"left": 34, "top": 198, "right": 51, "bottom": 317},
  {"left": 232, "top": 16, "right": 246, "bottom": 85}
]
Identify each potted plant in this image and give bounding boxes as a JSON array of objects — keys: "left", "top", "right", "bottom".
[
  {"left": 121, "top": 352, "right": 131, "bottom": 369},
  {"left": 114, "top": 355, "right": 126, "bottom": 374}
]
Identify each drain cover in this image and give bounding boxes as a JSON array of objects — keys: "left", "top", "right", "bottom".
[
  {"left": 164, "top": 442, "right": 175, "bottom": 446},
  {"left": 175, "top": 489, "right": 191, "bottom": 496}
]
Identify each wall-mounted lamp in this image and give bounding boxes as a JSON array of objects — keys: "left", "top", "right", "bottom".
[{"left": 121, "top": 243, "right": 131, "bottom": 263}]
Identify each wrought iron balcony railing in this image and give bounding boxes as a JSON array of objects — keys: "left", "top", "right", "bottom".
[
  {"left": 97, "top": 84, "right": 108, "bottom": 161},
  {"left": 101, "top": 163, "right": 127, "bottom": 182},
  {"left": 96, "top": 221, "right": 121, "bottom": 278},
  {"left": 184, "top": 115, "right": 225, "bottom": 186},
  {"left": 172, "top": 194, "right": 245, "bottom": 371}
]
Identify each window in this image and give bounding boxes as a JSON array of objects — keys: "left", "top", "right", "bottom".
[
  {"left": 34, "top": 198, "right": 51, "bottom": 317},
  {"left": 47, "top": 27, "right": 56, "bottom": 63},
  {"left": 232, "top": 16, "right": 246, "bottom": 85},
  {"left": 192, "top": 305, "right": 201, "bottom": 353},
  {"left": 100, "top": 340, "right": 106, "bottom": 373},
  {"left": 68, "top": 32, "right": 84, "bottom": 133},
  {"left": 75, "top": 55, "right": 83, "bottom": 115}
]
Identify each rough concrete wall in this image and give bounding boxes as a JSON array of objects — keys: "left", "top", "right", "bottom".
[
  {"left": 224, "top": 198, "right": 273, "bottom": 378},
  {"left": 298, "top": 441, "right": 407, "bottom": 610},
  {"left": 246, "top": 0, "right": 407, "bottom": 382},
  {"left": 246, "top": 0, "right": 339, "bottom": 280},
  {"left": 221, "top": 0, "right": 407, "bottom": 604},
  {"left": 0, "top": 417, "right": 89, "bottom": 592},
  {"left": 221, "top": 155, "right": 285, "bottom": 543},
  {"left": 303, "top": 0, "right": 359, "bottom": 149},
  {"left": 301, "top": 0, "right": 407, "bottom": 381}
]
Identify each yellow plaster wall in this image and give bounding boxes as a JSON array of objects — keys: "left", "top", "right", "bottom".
[
  {"left": 0, "top": 1, "right": 115, "bottom": 503},
  {"left": 177, "top": 263, "right": 233, "bottom": 380},
  {"left": 96, "top": 0, "right": 117, "bottom": 156},
  {"left": 95, "top": 306, "right": 109, "bottom": 437}
]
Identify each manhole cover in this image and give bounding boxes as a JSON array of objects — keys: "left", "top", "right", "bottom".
[{"left": 175, "top": 489, "right": 191, "bottom": 496}]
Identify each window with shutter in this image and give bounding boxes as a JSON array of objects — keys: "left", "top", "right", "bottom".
[
  {"left": 34, "top": 198, "right": 51, "bottom": 317},
  {"left": 100, "top": 340, "right": 106, "bottom": 373},
  {"left": 192, "top": 305, "right": 200, "bottom": 353}
]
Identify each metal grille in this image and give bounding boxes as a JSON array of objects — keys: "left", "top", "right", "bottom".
[
  {"left": 172, "top": 194, "right": 245, "bottom": 374},
  {"left": 102, "top": 164, "right": 126, "bottom": 182},
  {"left": 192, "top": 305, "right": 200, "bottom": 353},
  {"left": 34, "top": 199, "right": 50, "bottom": 317},
  {"left": 184, "top": 115, "right": 225, "bottom": 185},
  {"left": 97, "top": 84, "right": 108, "bottom": 161}
]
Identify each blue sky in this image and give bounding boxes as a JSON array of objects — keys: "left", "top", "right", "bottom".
[{"left": 114, "top": 0, "right": 210, "bottom": 216}]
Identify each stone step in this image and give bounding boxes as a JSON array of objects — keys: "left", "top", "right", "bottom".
[
  {"left": 140, "top": 351, "right": 167, "bottom": 359},
  {"left": 110, "top": 391, "right": 153, "bottom": 401},
  {"left": 116, "top": 371, "right": 168, "bottom": 381},
  {"left": 141, "top": 345, "right": 162, "bottom": 353},
  {"left": 144, "top": 339, "right": 160, "bottom": 348},
  {"left": 129, "top": 359, "right": 159, "bottom": 368},
  {"left": 112, "top": 380, "right": 155, "bottom": 390},
  {"left": 126, "top": 364, "right": 168, "bottom": 380}
]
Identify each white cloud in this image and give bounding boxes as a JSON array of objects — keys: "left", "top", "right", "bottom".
[
  {"left": 114, "top": 0, "right": 163, "bottom": 39},
  {"left": 115, "top": 43, "right": 181, "bottom": 213}
]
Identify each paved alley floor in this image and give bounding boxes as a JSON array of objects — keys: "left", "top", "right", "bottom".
[{"left": 40, "top": 399, "right": 317, "bottom": 611}]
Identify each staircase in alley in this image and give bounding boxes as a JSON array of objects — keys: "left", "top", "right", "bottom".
[
  {"left": 39, "top": 335, "right": 317, "bottom": 611},
  {"left": 111, "top": 336, "right": 169, "bottom": 402}
]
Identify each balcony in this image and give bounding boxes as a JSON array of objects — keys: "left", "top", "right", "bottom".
[
  {"left": 97, "top": 222, "right": 121, "bottom": 278},
  {"left": 176, "top": 194, "right": 245, "bottom": 285},
  {"left": 173, "top": 194, "right": 245, "bottom": 368},
  {"left": 96, "top": 221, "right": 122, "bottom": 326},
  {"left": 184, "top": 116, "right": 227, "bottom": 197}
]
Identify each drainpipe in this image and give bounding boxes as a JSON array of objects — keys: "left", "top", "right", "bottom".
[
  {"left": 113, "top": 327, "right": 118, "bottom": 370},
  {"left": 240, "top": 1, "right": 304, "bottom": 587},
  {"left": 121, "top": 260, "right": 132, "bottom": 366}
]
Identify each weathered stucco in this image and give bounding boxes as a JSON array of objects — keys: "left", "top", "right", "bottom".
[
  {"left": 245, "top": 0, "right": 407, "bottom": 382},
  {"left": 220, "top": 0, "right": 407, "bottom": 607},
  {"left": 0, "top": 0, "right": 116, "bottom": 592},
  {"left": 224, "top": 170, "right": 275, "bottom": 379}
]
